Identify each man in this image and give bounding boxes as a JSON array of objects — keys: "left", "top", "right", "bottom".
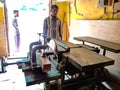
[
  {"left": 43, "top": 4, "right": 62, "bottom": 41},
  {"left": 12, "top": 10, "right": 20, "bottom": 52},
  {"left": 29, "top": 4, "right": 62, "bottom": 64}
]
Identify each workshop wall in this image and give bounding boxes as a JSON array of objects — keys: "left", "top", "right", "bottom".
[
  {"left": 56, "top": 0, "right": 120, "bottom": 20},
  {"left": 54, "top": 0, "right": 120, "bottom": 66},
  {"left": 69, "top": 20, "right": 120, "bottom": 67},
  {"left": 70, "top": 0, "right": 105, "bottom": 20},
  {"left": 0, "top": 6, "right": 8, "bottom": 57}
]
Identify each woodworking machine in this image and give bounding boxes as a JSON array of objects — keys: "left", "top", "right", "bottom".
[
  {"left": 0, "top": 38, "right": 99, "bottom": 90},
  {"left": 28, "top": 38, "right": 70, "bottom": 72},
  {"left": 23, "top": 38, "right": 97, "bottom": 89}
]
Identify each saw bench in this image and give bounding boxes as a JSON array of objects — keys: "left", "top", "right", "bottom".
[{"left": 0, "top": 38, "right": 115, "bottom": 90}]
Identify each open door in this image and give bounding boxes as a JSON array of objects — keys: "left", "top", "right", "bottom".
[{"left": 5, "top": 0, "right": 49, "bottom": 57}]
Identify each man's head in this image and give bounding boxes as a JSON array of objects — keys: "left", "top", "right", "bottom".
[
  {"left": 13, "top": 10, "right": 19, "bottom": 17},
  {"left": 50, "top": 5, "right": 59, "bottom": 17}
]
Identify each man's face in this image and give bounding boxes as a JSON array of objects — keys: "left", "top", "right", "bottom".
[
  {"left": 14, "top": 12, "right": 19, "bottom": 17},
  {"left": 50, "top": 8, "right": 58, "bottom": 17}
]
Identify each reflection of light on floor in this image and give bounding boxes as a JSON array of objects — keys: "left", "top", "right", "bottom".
[
  {"left": 0, "top": 65, "right": 44, "bottom": 90},
  {"left": 6, "top": 0, "right": 49, "bottom": 57}
]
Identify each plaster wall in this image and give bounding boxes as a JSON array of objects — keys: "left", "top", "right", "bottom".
[{"left": 69, "top": 20, "right": 120, "bottom": 67}]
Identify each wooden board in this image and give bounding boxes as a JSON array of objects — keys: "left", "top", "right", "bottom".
[
  {"left": 47, "top": 39, "right": 70, "bottom": 53},
  {"left": 63, "top": 48, "right": 114, "bottom": 71},
  {"left": 57, "top": 41, "right": 99, "bottom": 53},
  {"left": 36, "top": 52, "right": 51, "bottom": 72},
  {"left": 74, "top": 36, "right": 120, "bottom": 53},
  {"left": 61, "top": 41, "right": 81, "bottom": 48}
]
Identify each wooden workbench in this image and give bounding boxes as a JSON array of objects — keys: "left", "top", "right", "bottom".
[
  {"left": 61, "top": 43, "right": 114, "bottom": 89},
  {"left": 56, "top": 41, "right": 114, "bottom": 71},
  {"left": 74, "top": 36, "right": 120, "bottom": 55},
  {"left": 63, "top": 47, "right": 114, "bottom": 72}
]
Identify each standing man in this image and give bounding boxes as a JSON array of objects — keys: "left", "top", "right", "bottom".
[
  {"left": 12, "top": 10, "right": 20, "bottom": 52},
  {"left": 43, "top": 4, "right": 62, "bottom": 42},
  {"left": 43, "top": 4, "right": 62, "bottom": 59},
  {"left": 30, "top": 4, "right": 62, "bottom": 65}
]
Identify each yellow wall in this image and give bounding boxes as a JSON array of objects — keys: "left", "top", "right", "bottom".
[
  {"left": 56, "top": 0, "right": 119, "bottom": 20},
  {"left": 54, "top": 1, "right": 70, "bottom": 23},
  {"left": 0, "top": 7, "right": 4, "bottom": 21},
  {"left": 0, "top": 6, "right": 8, "bottom": 57},
  {"left": 71, "top": 0, "right": 103, "bottom": 20},
  {"left": 70, "top": 0, "right": 115, "bottom": 20}
]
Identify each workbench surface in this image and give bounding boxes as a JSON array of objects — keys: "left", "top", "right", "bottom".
[
  {"left": 63, "top": 47, "right": 114, "bottom": 71},
  {"left": 74, "top": 36, "right": 120, "bottom": 53}
]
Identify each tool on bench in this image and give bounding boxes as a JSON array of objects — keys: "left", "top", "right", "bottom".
[{"left": 26, "top": 37, "right": 70, "bottom": 72}]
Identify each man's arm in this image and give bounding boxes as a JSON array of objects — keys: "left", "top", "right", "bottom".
[
  {"left": 43, "top": 18, "right": 48, "bottom": 37},
  {"left": 59, "top": 20, "right": 62, "bottom": 40},
  {"left": 12, "top": 18, "right": 18, "bottom": 30},
  {"left": 43, "top": 18, "right": 49, "bottom": 43}
]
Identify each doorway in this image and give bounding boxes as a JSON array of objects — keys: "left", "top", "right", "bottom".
[{"left": 5, "top": 0, "right": 49, "bottom": 57}]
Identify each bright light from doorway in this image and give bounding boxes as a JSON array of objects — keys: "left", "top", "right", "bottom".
[{"left": 6, "top": 0, "right": 49, "bottom": 57}]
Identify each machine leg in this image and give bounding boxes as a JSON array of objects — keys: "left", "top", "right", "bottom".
[{"left": 44, "top": 79, "right": 62, "bottom": 90}]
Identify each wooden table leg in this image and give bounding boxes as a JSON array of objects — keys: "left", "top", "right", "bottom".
[
  {"left": 103, "top": 49, "right": 106, "bottom": 56},
  {"left": 95, "top": 67, "right": 107, "bottom": 90}
]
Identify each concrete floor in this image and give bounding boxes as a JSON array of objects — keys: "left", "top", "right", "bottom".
[{"left": 0, "top": 64, "right": 44, "bottom": 90}]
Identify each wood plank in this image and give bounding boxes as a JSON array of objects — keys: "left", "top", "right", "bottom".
[
  {"left": 36, "top": 52, "right": 51, "bottom": 72},
  {"left": 74, "top": 36, "right": 120, "bottom": 53},
  {"left": 47, "top": 39, "right": 70, "bottom": 53},
  {"left": 60, "top": 41, "right": 81, "bottom": 48},
  {"left": 63, "top": 48, "right": 114, "bottom": 71},
  {"left": 53, "top": 39, "right": 70, "bottom": 50}
]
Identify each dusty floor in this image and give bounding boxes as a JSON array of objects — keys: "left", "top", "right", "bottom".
[{"left": 0, "top": 64, "right": 44, "bottom": 90}]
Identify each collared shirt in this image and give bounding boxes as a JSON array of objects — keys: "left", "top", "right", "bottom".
[
  {"left": 43, "top": 15, "right": 62, "bottom": 40},
  {"left": 12, "top": 17, "right": 20, "bottom": 35}
]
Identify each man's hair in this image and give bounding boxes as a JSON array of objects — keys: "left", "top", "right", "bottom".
[
  {"left": 13, "top": 10, "right": 19, "bottom": 14},
  {"left": 50, "top": 5, "right": 59, "bottom": 11}
]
